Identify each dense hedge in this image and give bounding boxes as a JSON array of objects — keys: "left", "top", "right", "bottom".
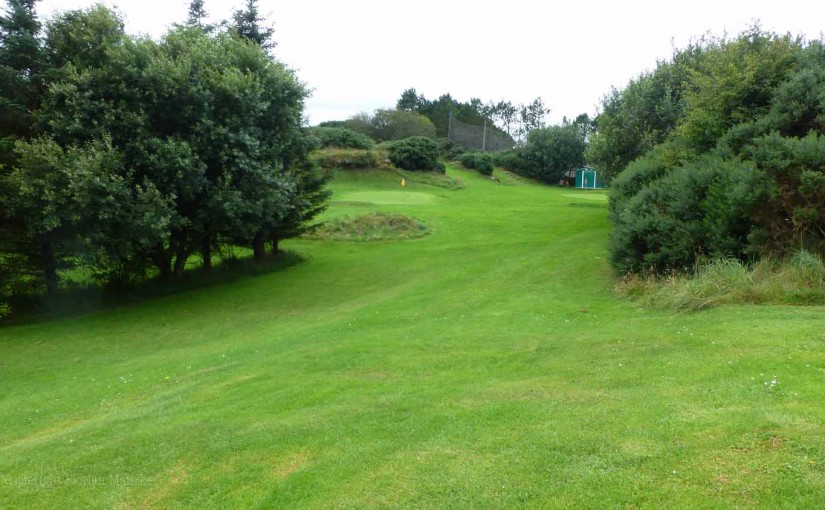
[{"left": 607, "top": 34, "right": 825, "bottom": 273}]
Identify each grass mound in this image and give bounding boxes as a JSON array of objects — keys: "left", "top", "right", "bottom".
[
  {"left": 304, "top": 212, "right": 429, "bottom": 242},
  {"left": 616, "top": 251, "right": 825, "bottom": 310}
]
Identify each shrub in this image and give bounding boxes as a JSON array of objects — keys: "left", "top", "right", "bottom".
[
  {"left": 459, "top": 152, "right": 494, "bottom": 175},
  {"left": 309, "top": 127, "right": 374, "bottom": 150},
  {"left": 474, "top": 154, "right": 494, "bottom": 176},
  {"left": 387, "top": 136, "right": 441, "bottom": 172},
  {"left": 310, "top": 148, "right": 382, "bottom": 170},
  {"left": 608, "top": 154, "right": 762, "bottom": 274},
  {"left": 458, "top": 152, "right": 476, "bottom": 168}
]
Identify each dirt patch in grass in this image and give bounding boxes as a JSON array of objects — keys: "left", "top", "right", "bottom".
[
  {"left": 271, "top": 451, "right": 311, "bottom": 479},
  {"left": 304, "top": 212, "right": 429, "bottom": 242}
]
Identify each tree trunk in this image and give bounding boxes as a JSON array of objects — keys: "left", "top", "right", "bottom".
[
  {"left": 151, "top": 246, "right": 172, "bottom": 281},
  {"left": 173, "top": 246, "right": 189, "bottom": 278},
  {"left": 270, "top": 237, "right": 280, "bottom": 257},
  {"left": 41, "top": 242, "right": 58, "bottom": 298},
  {"left": 201, "top": 237, "right": 212, "bottom": 271},
  {"left": 253, "top": 233, "right": 266, "bottom": 261}
]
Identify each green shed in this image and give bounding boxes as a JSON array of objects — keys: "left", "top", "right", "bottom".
[{"left": 574, "top": 167, "right": 604, "bottom": 189}]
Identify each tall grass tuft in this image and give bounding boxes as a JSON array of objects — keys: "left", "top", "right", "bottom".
[{"left": 616, "top": 251, "right": 825, "bottom": 310}]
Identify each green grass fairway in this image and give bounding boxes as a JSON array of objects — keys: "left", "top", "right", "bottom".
[
  {"left": 2, "top": 166, "right": 824, "bottom": 508},
  {"left": 562, "top": 192, "right": 609, "bottom": 202}
]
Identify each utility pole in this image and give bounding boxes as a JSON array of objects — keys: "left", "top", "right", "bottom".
[{"left": 482, "top": 121, "right": 487, "bottom": 152}]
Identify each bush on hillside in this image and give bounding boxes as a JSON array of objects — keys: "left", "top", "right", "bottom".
[
  {"left": 604, "top": 30, "right": 825, "bottom": 276},
  {"left": 309, "top": 127, "right": 375, "bottom": 150},
  {"left": 311, "top": 148, "right": 383, "bottom": 170},
  {"left": 459, "top": 152, "right": 494, "bottom": 176},
  {"left": 387, "top": 136, "right": 442, "bottom": 172}
]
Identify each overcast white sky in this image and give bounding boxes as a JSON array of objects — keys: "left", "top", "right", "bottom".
[{"left": 37, "top": 0, "right": 825, "bottom": 126}]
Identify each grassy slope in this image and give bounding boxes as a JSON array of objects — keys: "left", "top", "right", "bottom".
[{"left": 1, "top": 166, "right": 824, "bottom": 508}]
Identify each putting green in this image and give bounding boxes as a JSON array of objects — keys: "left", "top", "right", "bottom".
[
  {"left": 334, "top": 190, "right": 437, "bottom": 205},
  {"left": 562, "top": 192, "right": 608, "bottom": 201}
]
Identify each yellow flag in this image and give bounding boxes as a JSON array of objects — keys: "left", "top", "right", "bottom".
[{"left": 401, "top": 178, "right": 406, "bottom": 188}]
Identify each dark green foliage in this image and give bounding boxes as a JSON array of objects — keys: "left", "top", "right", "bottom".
[
  {"left": 311, "top": 148, "right": 382, "bottom": 169},
  {"left": 309, "top": 126, "right": 374, "bottom": 149},
  {"left": 387, "top": 136, "right": 441, "bottom": 172},
  {"left": 608, "top": 143, "right": 682, "bottom": 218},
  {"left": 609, "top": 154, "right": 761, "bottom": 273},
  {"left": 317, "top": 120, "right": 346, "bottom": 129},
  {"left": 744, "top": 131, "right": 825, "bottom": 253},
  {"left": 606, "top": 29, "right": 824, "bottom": 274},
  {"left": 4, "top": 136, "right": 173, "bottom": 285},
  {"left": 459, "top": 152, "right": 493, "bottom": 176},
  {"left": 458, "top": 152, "right": 475, "bottom": 168}
]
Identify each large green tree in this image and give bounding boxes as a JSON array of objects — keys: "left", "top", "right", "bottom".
[{"left": 0, "top": 4, "right": 325, "bottom": 305}]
